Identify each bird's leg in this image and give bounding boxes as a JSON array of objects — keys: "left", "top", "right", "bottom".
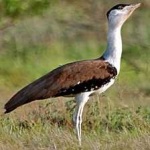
[
  {"left": 73, "top": 93, "right": 89, "bottom": 146},
  {"left": 73, "top": 103, "right": 84, "bottom": 145},
  {"left": 73, "top": 105, "right": 81, "bottom": 145}
]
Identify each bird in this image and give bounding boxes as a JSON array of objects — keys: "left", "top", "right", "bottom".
[{"left": 4, "top": 3, "right": 141, "bottom": 146}]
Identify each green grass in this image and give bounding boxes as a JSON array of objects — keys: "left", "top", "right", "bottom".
[
  {"left": 0, "top": 99, "right": 150, "bottom": 150},
  {"left": 0, "top": 0, "right": 150, "bottom": 149}
]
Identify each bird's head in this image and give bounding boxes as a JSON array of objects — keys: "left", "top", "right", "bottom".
[{"left": 107, "top": 3, "right": 141, "bottom": 28}]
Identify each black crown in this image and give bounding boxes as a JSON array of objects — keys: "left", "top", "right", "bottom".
[{"left": 106, "top": 4, "right": 130, "bottom": 18}]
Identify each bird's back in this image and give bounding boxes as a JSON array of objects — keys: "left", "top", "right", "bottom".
[{"left": 4, "top": 59, "right": 117, "bottom": 113}]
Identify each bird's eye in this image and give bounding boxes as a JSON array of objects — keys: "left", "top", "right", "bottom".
[{"left": 118, "top": 5, "right": 124, "bottom": 9}]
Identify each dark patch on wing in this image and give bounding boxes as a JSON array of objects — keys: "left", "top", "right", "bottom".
[
  {"left": 55, "top": 63, "right": 117, "bottom": 96},
  {"left": 55, "top": 77, "right": 111, "bottom": 96},
  {"left": 4, "top": 59, "right": 117, "bottom": 113}
]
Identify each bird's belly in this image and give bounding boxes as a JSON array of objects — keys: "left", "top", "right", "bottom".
[{"left": 95, "top": 78, "right": 115, "bottom": 94}]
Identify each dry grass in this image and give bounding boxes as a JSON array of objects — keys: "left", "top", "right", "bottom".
[
  {"left": 0, "top": 0, "right": 150, "bottom": 149},
  {"left": 0, "top": 93, "right": 150, "bottom": 149}
]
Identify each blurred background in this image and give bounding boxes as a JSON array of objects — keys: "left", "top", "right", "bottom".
[
  {"left": 0, "top": 0, "right": 149, "bottom": 104},
  {"left": 0, "top": 0, "right": 150, "bottom": 149}
]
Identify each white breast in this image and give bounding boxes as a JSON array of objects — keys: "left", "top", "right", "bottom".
[{"left": 96, "top": 78, "right": 115, "bottom": 94}]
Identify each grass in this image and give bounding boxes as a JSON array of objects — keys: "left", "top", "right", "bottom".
[
  {"left": 0, "top": 98, "right": 150, "bottom": 149},
  {"left": 0, "top": 0, "right": 150, "bottom": 149}
]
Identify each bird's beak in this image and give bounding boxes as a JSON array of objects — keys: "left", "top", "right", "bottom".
[
  {"left": 129, "top": 3, "right": 141, "bottom": 11},
  {"left": 131, "top": 3, "right": 141, "bottom": 9},
  {"left": 125, "top": 3, "right": 141, "bottom": 17}
]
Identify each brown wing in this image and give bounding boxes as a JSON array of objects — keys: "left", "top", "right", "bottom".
[{"left": 4, "top": 59, "right": 117, "bottom": 113}]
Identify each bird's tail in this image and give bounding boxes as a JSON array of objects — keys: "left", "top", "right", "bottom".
[
  {"left": 4, "top": 81, "right": 49, "bottom": 113},
  {"left": 4, "top": 68, "right": 58, "bottom": 114},
  {"left": 4, "top": 87, "right": 34, "bottom": 113},
  {"left": 5, "top": 96, "right": 28, "bottom": 113}
]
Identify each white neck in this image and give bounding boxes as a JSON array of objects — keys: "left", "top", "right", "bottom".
[{"left": 103, "top": 25, "right": 122, "bottom": 73}]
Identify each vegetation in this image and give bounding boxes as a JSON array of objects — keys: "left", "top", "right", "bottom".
[{"left": 0, "top": 0, "right": 150, "bottom": 149}]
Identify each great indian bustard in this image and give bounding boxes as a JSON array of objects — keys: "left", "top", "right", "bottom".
[{"left": 4, "top": 3, "right": 141, "bottom": 145}]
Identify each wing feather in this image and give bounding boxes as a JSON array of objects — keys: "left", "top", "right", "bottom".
[{"left": 4, "top": 60, "right": 117, "bottom": 113}]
